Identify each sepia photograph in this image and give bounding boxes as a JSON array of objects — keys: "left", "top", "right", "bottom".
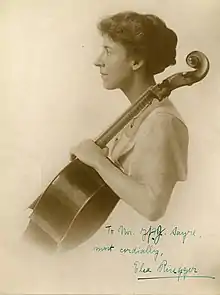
[{"left": 1, "top": 0, "right": 220, "bottom": 294}]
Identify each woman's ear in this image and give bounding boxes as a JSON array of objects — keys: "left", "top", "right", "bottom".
[{"left": 131, "top": 59, "right": 145, "bottom": 71}]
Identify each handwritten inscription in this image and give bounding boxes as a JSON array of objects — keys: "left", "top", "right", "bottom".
[
  {"left": 105, "top": 224, "right": 198, "bottom": 244},
  {"left": 94, "top": 244, "right": 162, "bottom": 261},
  {"left": 94, "top": 223, "right": 215, "bottom": 281}
]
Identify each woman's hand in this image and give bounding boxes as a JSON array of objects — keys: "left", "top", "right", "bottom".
[{"left": 70, "top": 139, "right": 109, "bottom": 170}]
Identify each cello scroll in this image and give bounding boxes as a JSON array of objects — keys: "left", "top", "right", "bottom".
[{"left": 152, "top": 51, "right": 210, "bottom": 101}]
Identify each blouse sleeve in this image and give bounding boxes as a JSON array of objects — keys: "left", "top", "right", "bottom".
[{"left": 128, "top": 112, "right": 189, "bottom": 216}]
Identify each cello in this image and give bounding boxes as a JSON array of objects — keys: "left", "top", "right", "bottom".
[{"left": 24, "top": 51, "right": 209, "bottom": 252}]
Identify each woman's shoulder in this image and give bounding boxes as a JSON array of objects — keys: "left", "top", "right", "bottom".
[
  {"left": 137, "top": 98, "right": 188, "bottom": 137},
  {"left": 152, "top": 98, "right": 185, "bottom": 121}
]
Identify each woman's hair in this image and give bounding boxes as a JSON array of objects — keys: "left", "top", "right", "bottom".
[{"left": 97, "top": 12, "right": 178, "bottom": 75}]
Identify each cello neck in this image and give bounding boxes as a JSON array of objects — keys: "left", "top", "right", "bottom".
[{"left": 95, "top": 87, "right": 155, "bottom": 148}]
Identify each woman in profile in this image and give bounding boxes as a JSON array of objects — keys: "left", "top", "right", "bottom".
[{"left": 72, "top": 11, "right": 188, "bottom": 221}]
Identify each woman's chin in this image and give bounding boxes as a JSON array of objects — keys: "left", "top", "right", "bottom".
[{"left": 102, "top": 81, "right": 117, "bottom": 90}]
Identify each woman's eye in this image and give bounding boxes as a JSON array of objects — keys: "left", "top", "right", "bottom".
[{"left": 106, "top": 49, "right": 111, "bottom": 56}]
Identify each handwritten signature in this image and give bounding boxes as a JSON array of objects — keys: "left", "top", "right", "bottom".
[{"left": 134, "top": 260, "right": 215, "bottom": 281}]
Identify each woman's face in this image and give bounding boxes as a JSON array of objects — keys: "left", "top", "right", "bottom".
[{"left": 94, "top": 35, "right": 134, "bottom": 90}]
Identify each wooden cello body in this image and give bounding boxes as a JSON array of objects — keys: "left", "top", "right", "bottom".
[
  {"left": 26, "top": 158, "right": 119, "bottom": 250},
  {"left": 24, "top": 51, "right": 209, "bottom": 251}
]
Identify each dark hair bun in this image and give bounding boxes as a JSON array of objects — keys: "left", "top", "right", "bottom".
[{"left": 144, "top": 15, "right": 177, "bottom": 74}]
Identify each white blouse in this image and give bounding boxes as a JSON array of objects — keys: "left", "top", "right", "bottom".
[{"left": 107, "top": 97, "right": 189, "bottom": 215}]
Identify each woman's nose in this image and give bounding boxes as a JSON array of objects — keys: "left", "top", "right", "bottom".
[{"left": 94, "top": 52, "right": 105, "bottom": 67}]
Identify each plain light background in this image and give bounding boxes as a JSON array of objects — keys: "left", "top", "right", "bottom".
[{"left": 1, "top": 0, "right": 220, "bottom": 294}]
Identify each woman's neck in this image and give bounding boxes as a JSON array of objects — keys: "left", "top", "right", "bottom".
[{"left": 121, "top": 74, "right": 156, "bottom": 104}]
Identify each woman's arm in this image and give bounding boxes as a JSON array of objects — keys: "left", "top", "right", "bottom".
[
  {"left": 71, "top": 114, "right": 188, "bottom": 221},
  {"left": 94, "top": 154, "right": 173, "bottom": 221}
]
